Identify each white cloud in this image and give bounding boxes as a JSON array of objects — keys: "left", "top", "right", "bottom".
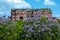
[
  {"left": 44, "top": 0, "right": 56, "bottom": 5},
  {"left": 1, "top": 0, "right": 31, "bottom": 8},
  {"left": 6, "top": 0, "right": 32, "bottom": 8},
  {"left": 0, "top": 0, "right": 32, "bottom": 17}
]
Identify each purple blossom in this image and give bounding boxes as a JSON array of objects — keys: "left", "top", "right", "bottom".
[
  {"left": 42, "top": 23, "right": 46, "bottom": 27},
  {"left": 28, "top": 27, "right": 33, "bottom": 33},
  {"left": 38, "top": 30, "right": 40, "bottom": 32}
]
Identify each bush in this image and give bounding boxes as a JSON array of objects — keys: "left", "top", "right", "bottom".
[{"left": 0, "top": 17, "right": 60, "bottom": 40}]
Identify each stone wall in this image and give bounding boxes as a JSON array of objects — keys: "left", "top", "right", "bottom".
[{"left": 10, "top": 8, "right": 52, "bottom": 21}]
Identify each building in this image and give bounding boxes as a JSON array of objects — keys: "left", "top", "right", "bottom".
[{"left": 10, "top": 8, "right": 52, "bottom": 21}]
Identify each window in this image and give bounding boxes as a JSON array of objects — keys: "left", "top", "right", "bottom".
[
  {"left": 14, "top": 13, "right": 16, "bottom": 15},
  {"left": 20, "top": 17, "right": 23, "bottom": 19},
  {"left": 36, "top": 13, "right": 38, "bottom": 14},
  {"left": 49, "top": 12, "right": 52, "bottom": 14}
]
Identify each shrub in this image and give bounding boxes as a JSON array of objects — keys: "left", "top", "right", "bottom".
[{"left": 0, "top": 16, "right": 60, "bottom": 40}]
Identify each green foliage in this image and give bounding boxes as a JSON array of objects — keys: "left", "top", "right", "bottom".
[
  {"left": 0, "top": 20, "right": 23, "bottom": 40},
  {"left": 57, "top": 19, "right": 60, "bottom": 24},
  {"left": 0, "top": 17, "right": 60, "bottom": 40},
  {"left": 15, "top": 20, "right": 24, "bottom": 32},
  {"left": 16, "top": 19, "right": 24, "bottom": 25},
  {"left": 40, "top": 16, "right": 47, "bottom": 24},
  {"left": 40, "top": 8, "right": 52, "bottom": 12}
]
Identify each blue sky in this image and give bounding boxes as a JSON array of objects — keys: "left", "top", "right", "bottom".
[{"left": 0, "top": 0, "right": 60, "bottom": 17}]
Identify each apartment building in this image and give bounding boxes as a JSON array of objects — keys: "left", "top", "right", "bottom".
[{"left": 10, "top": 8, "right": 52, "bottom": 21}]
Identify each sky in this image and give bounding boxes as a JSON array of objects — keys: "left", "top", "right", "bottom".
[{"left": 0, "top": 0, "right": 60, "bottom": 18}]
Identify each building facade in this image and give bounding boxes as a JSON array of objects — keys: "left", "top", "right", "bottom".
[{"left": 10, "top": 8, "right": 52, "bottom": 21}]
